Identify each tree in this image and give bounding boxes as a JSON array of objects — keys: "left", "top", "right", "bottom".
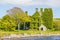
[
  {"left": 0, "top": 15, "right": 17, "bottom": 31},
  {"left": 7, "top": 7, "right": 31, "bottom": 30}
]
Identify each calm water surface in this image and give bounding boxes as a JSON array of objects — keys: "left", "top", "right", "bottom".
[{"left": 2, "top": 36, "right": 60, "bottom": 40}]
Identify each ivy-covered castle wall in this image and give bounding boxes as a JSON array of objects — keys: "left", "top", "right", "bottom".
[
  {"left": 30, "top": 8, "right": 41, "bottom": 29},
  {"left": 0, "top": 7, "right": 53, "bottom": 31},
  {"left": 29, "top": 8, "right": 53, "bottom": 30},
  {"left": 40, "top": 8, "right": 53, "bottom": 29}
]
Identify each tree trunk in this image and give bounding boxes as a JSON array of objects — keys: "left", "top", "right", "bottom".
[
  {"left": 18, "top": 22, "right": 20, "bottom": 30},
  {"left": 24, "top": 22, "right": 25, "bottom": 30}
]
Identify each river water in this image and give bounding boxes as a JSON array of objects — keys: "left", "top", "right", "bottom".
[{"left": 2, "top": 36, "right": 60, "bottom": 40}]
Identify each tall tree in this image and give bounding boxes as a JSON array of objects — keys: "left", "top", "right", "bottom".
[{"left": 7, "top": 7, "right": 30, "bottom": 30}]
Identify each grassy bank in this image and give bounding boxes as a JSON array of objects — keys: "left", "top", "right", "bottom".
[{"left": 0, "top": 30, "right": 60, "bottom": 38}]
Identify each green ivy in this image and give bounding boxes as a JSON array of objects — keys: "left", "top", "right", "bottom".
[{"left": 42, "top": 8, "right": 53, "bottom": 29}]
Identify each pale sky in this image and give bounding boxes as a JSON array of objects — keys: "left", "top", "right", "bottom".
[{"left": 0, "top": 0, "right": 60, "bottom": 18}]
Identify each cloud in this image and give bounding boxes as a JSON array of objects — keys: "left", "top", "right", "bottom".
[
  {"left": 0, "top": 0, "right": 32, "bottom": 4},
  {"left": 46, "top": 0, "right": 60, "bottom": 7},
  {"left": 0, "top": 0, "right": 60, "bottom": 7}
]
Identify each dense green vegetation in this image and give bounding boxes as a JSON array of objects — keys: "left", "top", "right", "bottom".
[
  {"left": 42, "top": 8, "right": 53, "bottom": 29},
  {"left": 0, "top": 7, "right": 31, "bottom": 31},
  {"left": 0, "top": 7, "right": 60, "bottom": 39},
  {"left": 30, "top": 8, "right": 41, "bottom": 29},
  {"left": 53, "top": 18, "right": 60, "bottom": 30},
  {"left": 0, "top": 7, "right": 59, "bottom": 31},
  {"left": 0, "top": 15, "right": 16, "bottom": 31}
]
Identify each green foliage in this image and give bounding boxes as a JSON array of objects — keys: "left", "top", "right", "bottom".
[
  {"left": 0, "top": 7, "right": 54, "bottom": 31},
  {"left": 53, "top": 18, "right": 60, "bottom": 30},
  {"left": 30, "top": 8, "right": 41, "bottom": 30},
  {"left": 8, "top": 7, "right": 31, "bottom": 22},
  {"left": 53, "top": 21, "right": 58, "bottom": 31},
  {"left": 7, "top": 7, "right": 31, "bottom": 30},
  {"left": 42, "top": 8, "right": 53, "bottom": 29},
  {"left": 0, "top": 15, "right": 17, "bottom": 31}
]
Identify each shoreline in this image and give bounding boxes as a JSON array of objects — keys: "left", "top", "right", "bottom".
[{"left": 1, "top": 33, "right": 60, "bottom": 39}]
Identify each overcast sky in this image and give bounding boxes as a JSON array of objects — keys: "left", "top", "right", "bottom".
[{"left": 0, "top": 0, "right": 60, "bottom": 18}]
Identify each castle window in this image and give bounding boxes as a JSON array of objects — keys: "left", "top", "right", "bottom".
[
  {"left": 34, "top": 24, "right": 35, "bottom": 26},
  {"left": 38, "top": 23, "right": 39, "bottom": 27},
  {"left": 33, "top": 23, "right": 35, "bottom": 26},
  {"left": 38, "top": 19, "right": 39, "bottom": 21},
  {"left": 33, "top": 18, "right": 35, "bottom": 21}
]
